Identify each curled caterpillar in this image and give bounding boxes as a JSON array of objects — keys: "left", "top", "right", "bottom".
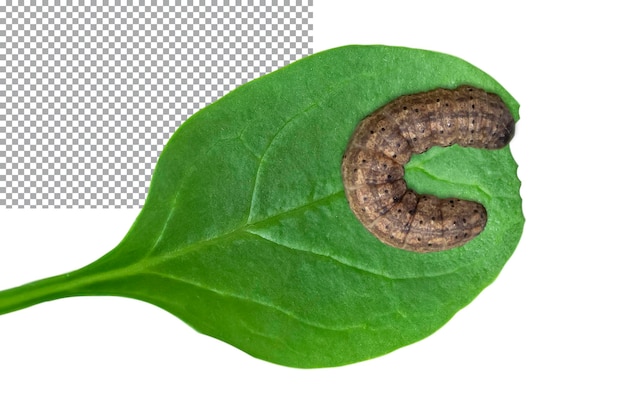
[{"left": 341, "top": 85, "right": 515, "bottom": 253}]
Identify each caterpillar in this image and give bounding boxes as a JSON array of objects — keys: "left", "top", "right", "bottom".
[{"left": 341, "top": 85, "right": 516, "bottom": 253}]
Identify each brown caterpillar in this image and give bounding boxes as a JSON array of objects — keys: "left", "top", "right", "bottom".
[{"left": 341, "top": 85, "right": 515, "bottom": 253}]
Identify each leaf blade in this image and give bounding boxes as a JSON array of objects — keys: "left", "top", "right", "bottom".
[{"left": 1, "top": 45, "right": 524, "bottom": 368}]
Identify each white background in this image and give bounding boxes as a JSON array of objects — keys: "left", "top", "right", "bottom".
[{"left": 1, "top": 1, "right": 625, "bottom": 415}]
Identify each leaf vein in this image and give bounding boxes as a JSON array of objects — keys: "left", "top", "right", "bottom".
[
  {"left": 246, "top": 101, "right": 319, "bottom": 223},
  {"left": 144, "top": 166, "right": 198, "bottom": 258},
  {"left": 405, "top": 164, "right": 492, "bottom": 199},
  {"left": 243, "top": 229, "right": 396, "bottom": 281},
  {"left": 145, "top": 270, "right": 366, "bottom": 332}
]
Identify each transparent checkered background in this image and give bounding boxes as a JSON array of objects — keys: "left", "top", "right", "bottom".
[{"left": 0, "top": 2, "right": 313, "bottom": 208}]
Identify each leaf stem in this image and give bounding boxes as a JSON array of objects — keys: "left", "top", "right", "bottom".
[
  {"left": 0, "top": 270, "right": 107, "bottom": 316},
  {"left": 0, "top": 256, "right": 136, "bottom": 315}
]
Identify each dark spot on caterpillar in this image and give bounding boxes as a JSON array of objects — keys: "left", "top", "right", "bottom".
[{"left": 341, "top": 85, "right": 516, "bottom": 253}]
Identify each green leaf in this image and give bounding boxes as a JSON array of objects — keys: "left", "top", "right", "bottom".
[{"left": 0, "top": 45, "right": 523, "bottom": 368}]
